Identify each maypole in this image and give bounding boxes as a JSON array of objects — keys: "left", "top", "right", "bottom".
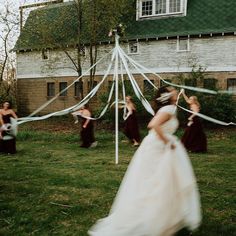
[
  {"left": 114, "top": 33, "right": 120, "bottom": 164},
  {"left": 13, "top": 24, "right": 236, "bottom": 166}
]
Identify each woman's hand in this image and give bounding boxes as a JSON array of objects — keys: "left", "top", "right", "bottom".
[
  {"left": 164, "top": 139, "right": 176, "bottom": 150},
  {"left": 187, "top": 121, "right": 193, "bottom": 127}
]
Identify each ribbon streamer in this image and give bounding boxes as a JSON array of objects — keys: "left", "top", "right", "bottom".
[
  {"left": 177, "top": 105, "right": 236, "bottom": 126},
  {"left": 124, "top": 52, "right": 217, "bottom": 95},
  {"left": 28, "top": 49, "right": 114, "bottom": 117},
  {"left": 16, "top": 36, "right": 235, "bottom": 128},
  {"left": 18, "top": 48, "right": 117, "bottom": 124}
]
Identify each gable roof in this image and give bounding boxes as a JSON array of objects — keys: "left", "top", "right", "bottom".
[
  {"left": 15, "top": 2, "right": 79, "bottom": 51},
  {"left": 14, "top": 0, "right": 236, "bottom": 51}
]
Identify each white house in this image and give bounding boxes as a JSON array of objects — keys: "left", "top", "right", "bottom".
[{"left": 14, "top": 0, "right": 236, "bottom": 114}]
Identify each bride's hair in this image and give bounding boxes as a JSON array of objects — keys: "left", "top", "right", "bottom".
[{"left": 155, "top": 86, "right": 173, "bottom": 110}]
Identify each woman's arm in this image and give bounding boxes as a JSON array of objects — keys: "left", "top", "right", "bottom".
[
  {"left": 82, "top": 110, "right": 91, "bottom": 128},
  {"left": 0, "top": 113, "right": 3, "bottom": 125},
  {"left": 182, "top": 91, "right": 191, "bottom": 104},
  {"left": 126, "top": 104, "right": 133, "bottom": 115},
  {"left": 10, "top": 109, "right": 18, "bottom": 119},
  {"left": 148, "top": 112, "right": 171, "bottom": 144}
]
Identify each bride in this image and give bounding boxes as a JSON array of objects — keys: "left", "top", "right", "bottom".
[{"left": 88, "top": 86, "right": 201, "bottom": 236}]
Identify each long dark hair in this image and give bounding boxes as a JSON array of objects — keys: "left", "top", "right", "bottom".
[
  {"left": 2, "top": 101, "right": 12, "bottom": 109},
  {"left": 155, "top": 86, "right": 173, "bottom": 111}
]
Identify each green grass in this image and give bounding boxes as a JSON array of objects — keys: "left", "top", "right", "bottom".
[{"left": 0, "top": 123, "right": 235, "bottom": 236}]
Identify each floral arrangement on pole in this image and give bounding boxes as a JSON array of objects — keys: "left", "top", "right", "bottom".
[{"left": 108, "top": 23, "right": 126, "bottom": 37}]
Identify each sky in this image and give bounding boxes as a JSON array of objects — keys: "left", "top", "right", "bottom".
[
  {"left": 0, "top": 0, "right": 47, "bottom": 61},
  {"left": 0, "top": 0, "right": 50, "bottom": 55}
]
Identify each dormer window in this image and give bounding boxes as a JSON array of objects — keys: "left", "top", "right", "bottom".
[{"left": 138, "top": 0, "right": 187, "bottom": 19}]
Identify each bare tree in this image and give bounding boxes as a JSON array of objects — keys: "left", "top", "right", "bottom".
[
  {"left": 0, "top": 0, "right": 19, "bottom": 103},
  {"left": 16, "top": 0, "right": 134, "bottom": 96}
]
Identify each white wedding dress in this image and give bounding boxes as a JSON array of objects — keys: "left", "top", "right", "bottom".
[{"left": 89, "top": 105, "right": 201, "bottom": 236}]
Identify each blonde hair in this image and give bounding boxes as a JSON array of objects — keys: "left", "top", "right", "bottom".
[{"left": 126, "top": 96, "right": 136, "bottom": 110}]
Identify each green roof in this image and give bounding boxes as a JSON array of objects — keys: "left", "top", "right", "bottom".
[
  {"left": 15, "top": 2, "right": 79, "bottom": 50},
  {"left": 127, "top": 0, "right": 236, "bottom": 39},
  {"left": 14, "top": 0, "right": 236, "bottom": 51}
]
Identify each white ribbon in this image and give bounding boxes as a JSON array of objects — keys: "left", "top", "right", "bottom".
[
  {"left": 124, "top": 52, "right": 217, "bottom": 95},
  {"left": 177, "top": 105, "right": 236, "bottom": 126},
  {"left": 16, "top": 37, "right": 235, "bottom": 128},
  {"left": 122, "top": 51, "right": 158, "bottom": 90},
  {"left": 118, "top": 46, "right": 155, "bottom": 116},
  {"left": 25, "top": 48, "right": 114, "bottom": 118},
  {"left": 18, "top": 48, "right": 117, "bottom": 124}
]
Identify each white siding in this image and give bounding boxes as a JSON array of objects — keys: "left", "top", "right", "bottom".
[{"left": 16, "top": 36, "right": 236, "bottom": 79}]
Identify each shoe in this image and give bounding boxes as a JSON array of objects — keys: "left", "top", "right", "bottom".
[{"left": 90, "top": 141, "right": 98, "bottom": 148}]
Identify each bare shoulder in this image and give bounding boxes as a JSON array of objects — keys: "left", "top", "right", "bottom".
[
  {"left": 148, "top": 111, "right": 171, "bottom": 128},
  {"left": 83, "top": 109, "right": 91, "bottom": 117},
  {"left": 158, "top": 105, "right": 176, "bottom": 115}
]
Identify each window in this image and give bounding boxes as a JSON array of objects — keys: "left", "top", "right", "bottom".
[
  {"left": 160, "top": 79, "right": 171, "bottom": 87},
  {"left": 80, "top": 46, "right": 86, "bottom": 57},
  {"left": 42, "top": 49, "right": 49, "bottom": 60},
  {"left": 177, "top": 38, "right": 190, "bottom": 51},
  {"left": 88, "top": 80, "right": 98, "bottom": 94},
  {"left": 139, "top": 0, "right": 185, "bottom": 18},
  {"left": 169, "top": 0, "right": 181, "bottom": 13},
  {"left": 156, "top": 0, "right": 166, "bottom": 14},
  {"left": 128, "top": 42, "right": 139, "bottom": 54},
  {"left": 185, "top": 78, "right": 196, "bottom": 87},
  {"left": 204, "top": 78, "right": 217, "bottom": 90},
  {"left": 59, "top": 82, "right": 68, "bottom": 96},
  {"left": 141, "top": 1, "right": 153, "bottom": 16},
  {"left": 143, "top": 79, "right": 155, "bottom": 94},
  {"left": 74, "top": 81, "right": 83, "bottom": 98},
  {"left": 108, "top": 80, "right": 113, "bottom": 92},
  {"left": 227, "top": 78, "right": 236, "bottom": 92},
  {"left": 47, "top": 82, "right": 55, "bottom": 97}
]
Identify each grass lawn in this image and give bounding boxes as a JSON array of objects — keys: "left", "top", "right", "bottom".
[{"left": 0, "top": 121, "right": 235, "bottom": 236}]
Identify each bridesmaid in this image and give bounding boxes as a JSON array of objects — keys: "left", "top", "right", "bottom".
[
  {"left": 0, "top": 101, "right": 18, "bottom": 154},
  {"left": 72, "top": 104, "right": 97, "bottom": 148},
  {"left": 123, "top": 96, "right": 140, "bottom": 146},
  {"left": 181, "top": 91, "right": 207, "bottom": 153}
]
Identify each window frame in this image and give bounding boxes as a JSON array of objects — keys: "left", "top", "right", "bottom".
[
  {"left": 74, "top": 81, "right": 84, "bottom": 98},
  {"left": 128, "top": 41, "right": 139, "bottom": 55},
  {"left": 143, "top": 79, "right": 155, "bottom": 94},
  {"left": 139, "top": 0, "right": 184, "bottom": 18},
  {"left": 42, "top": 48, "right": 50, "bottom": 60},
  {"left": 203, "top": 78, "right": 217, "bottom": 90},
  {"left": 80, "top": 45, "right": 86, "bottom": 57},
  {"left": 177, "top": 38, "right": 190, "bottom": 52},
  {"left": 227, "top": 78, "right": 236, "bottom": 92},
  {"left": 59, "top": 82, "right": 68, "bottom": 97},
  {"left": 87, "top": 80, "right": 98, "bottom": 96},
  {"left": 47, "top": 82, "right": 55, "bottom": 97}
]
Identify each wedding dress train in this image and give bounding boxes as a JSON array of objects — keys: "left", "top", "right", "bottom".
[{"left": 89, "top": 105, "right": 201, "bottom": 236}]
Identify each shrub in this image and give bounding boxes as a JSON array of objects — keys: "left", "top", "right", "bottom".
[{"left": 178, "top": 92, "right": 236, "bottom": 128}]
